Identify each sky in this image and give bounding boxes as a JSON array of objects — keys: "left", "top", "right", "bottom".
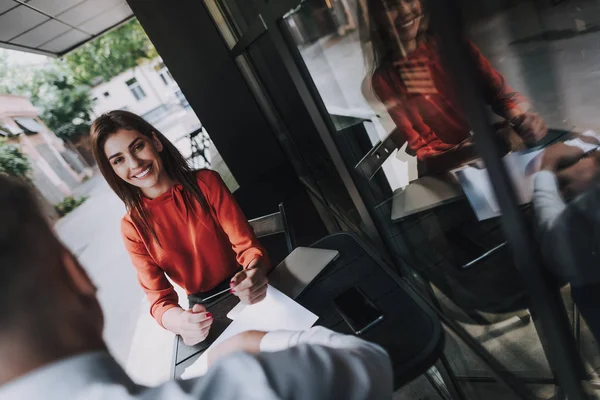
[{"left": 1, "top": 48, "right": 49, "bottom": 65}]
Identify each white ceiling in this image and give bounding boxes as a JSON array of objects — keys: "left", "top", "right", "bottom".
[{"left": 0, "top": 0, "right": 134, "bottom": 57}]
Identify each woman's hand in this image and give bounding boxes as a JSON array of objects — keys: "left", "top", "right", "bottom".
[
  {"left": 207, "top": 330, "right": 267, "bottom": 366},
  {"left": 230, "top": 261, "right": 268, "bottom": 305},
  {"left": 511, "top": 112, "right": 547, "bottom": 145},
  {"left": 173, "top": 304, "right": 214, "bottom": 346}
]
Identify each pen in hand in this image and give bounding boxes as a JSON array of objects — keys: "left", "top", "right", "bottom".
[{"left": 580, "top": 146, "right": 600, "bottom": 160}]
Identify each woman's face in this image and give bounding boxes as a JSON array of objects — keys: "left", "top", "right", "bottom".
[
  {"left": 380, "top": 0, "right": 423, "bottom": 44},
  {"left": 103, "top": 128, "right": 166, "bottom": 191}
]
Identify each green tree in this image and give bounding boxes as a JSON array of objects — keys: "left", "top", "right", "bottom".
[
  {"left": 63, "top": 18, "right": 158, "bottom": 85},
  {"left": 0, "top": 138, "right": 31, "bottom": 180},
  {"left": 0, "top": 18, "right": 157, "bottom": 141},
  {"left": 0, "top": 52, "right": 93, "bottom": 141},
  {"left": 29, "top": 65, "right": 93, "bottom": 140},
  {"left": 0, "top": 50, "right": 39, "bottom": 94}
]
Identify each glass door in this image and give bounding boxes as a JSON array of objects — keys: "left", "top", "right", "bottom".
[{"left": 202, "top": 0, "right": 599, "bottom": 398}]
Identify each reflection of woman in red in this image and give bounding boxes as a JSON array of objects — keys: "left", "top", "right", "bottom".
[{"left": 364, "top": 0, "right": 547, "bottom": 175}]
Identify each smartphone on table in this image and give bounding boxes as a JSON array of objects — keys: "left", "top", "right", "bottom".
[{"left": 333, "top": 287, "right": 384, "bottom": 335}]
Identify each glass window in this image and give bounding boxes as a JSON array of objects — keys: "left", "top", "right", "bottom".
[
  {"left": 280, "top": 0, "right": 596, "bottom": 396},
  {"left": 174, "top": 89, "right": 190, "bottom": 109},
  {"left": 458, "top": 0, "right": 600, "bottom": 383},
  {"left": 125, "top": 77, "right": 147, "bottom": 101},
  {"left": 204, "top": 0, "right": 368, "bottom": 235},
  {"left": 154, "top": 62, "right": 174, "bottom": 86}
]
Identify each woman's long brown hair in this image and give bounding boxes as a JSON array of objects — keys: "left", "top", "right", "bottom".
[
  {"left": 359, "top": 0, "right": 430, "bottom": 80},
  {"left": 90, "top": 110, "right": 209, "bottom": 244}
]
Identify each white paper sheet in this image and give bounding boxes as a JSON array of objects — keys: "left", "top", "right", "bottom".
[
  {"left": 459, "top": 166, "right": 500, "bottom": 212},
  {"left": 456, "top": 149, "right": 544, "bottom": 220},
  {"left": 181, "top": 285, "right": 318, "bottom": 379},
  {"left": 226, "top": 302, "right": 246, "bottom": 320},
  {"left": 564, "top": 138, "right": 599, "bottom": 153}
]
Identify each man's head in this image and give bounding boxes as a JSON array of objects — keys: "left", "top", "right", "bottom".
[{"left": 0, "top": 175, "right": 104, "bottom": 382}]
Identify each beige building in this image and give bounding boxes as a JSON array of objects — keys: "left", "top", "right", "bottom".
[
  {"left": 90, "top": 58, "right": 189, "bottom": 124},
  {"left": 0, "top": 94, "right": 91, "bottom": 206}
]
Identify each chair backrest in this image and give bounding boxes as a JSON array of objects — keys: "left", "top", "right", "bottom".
[
  {"left": 355, "top": 132, "right": 396, "bottom": 181},
  {"left": 249, "top": 202, "right": 294, "bottom": 254}
]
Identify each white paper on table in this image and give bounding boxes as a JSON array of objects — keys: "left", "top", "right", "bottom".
[
  {"left": 459, "top": 167, "right": 500, "bottom": 212},
  {"left": 226, "top": 302, "right": 246, "bottom": 320},
  {"left": 181, "top": 285, "right": 318, "bottom": 379},
  {"left": 456, "top": 149, "right": 544, "bottom": 220},
  {"left": 564, "top": 138, "right": 599, "bottom": 153}
]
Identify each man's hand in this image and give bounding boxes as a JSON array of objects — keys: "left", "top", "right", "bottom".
[
  {"left": 556, "top": 155, "right": 600, "bottom": 201},
  {"left": 540, "top": 142, "right": 600, "bottom": 201},
  {"left": 230, "top": 263, "right": 268, "bottom": 305},
  {"left": 207, "top": 330, "right": 267, "bottom": 366},
  {"left": 540, "top": 143, "right": 584, "bottom": 173},
  {"left": 512, "top": 112, "right": 547, "bottom": 145},
  {"left": 177, "top": 304, "right": 213, "bottom": 346}
]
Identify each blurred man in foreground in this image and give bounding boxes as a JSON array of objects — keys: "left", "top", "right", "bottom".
[{"left": 0, "top": 175, "right": 392, "bottom": 400}]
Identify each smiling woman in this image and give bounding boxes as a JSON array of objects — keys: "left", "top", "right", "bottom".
[
  {"left": 89, "top": 110, "right": 271, "bottom": 346},
  {"left": 104, "top": 129, "right": 173, "bottom": 199}
]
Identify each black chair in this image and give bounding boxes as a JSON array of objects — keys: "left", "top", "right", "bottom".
[
  {"left": 248, "top": 202, "right": 294, "bottom": 254},
  {"left": 305, "top": 232, "right": 536, "bottom": 399},
  {"left": 176, "top": 126, "right": 212, "bottom": 169},
  {"left": 301, "top": 232, "right": 446, "bottom": 390}
]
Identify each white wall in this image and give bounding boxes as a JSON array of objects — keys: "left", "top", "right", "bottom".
[{"left": 90, "top": 58, "right": 181, "bottom": 118}]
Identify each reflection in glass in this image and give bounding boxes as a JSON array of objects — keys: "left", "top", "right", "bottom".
[
  {"left": 281, "top": 0, "right": 600, "bottom": 396},
  {"left": 362, "top": 0, "right": 547, "bottom": 176},
  {"left": 534, "top": 139, "right": 600, "bottom": 344}
]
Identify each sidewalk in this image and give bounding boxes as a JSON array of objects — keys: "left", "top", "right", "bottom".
[{"left": 55, "top": 173, "right": 177, "bottom": 386}]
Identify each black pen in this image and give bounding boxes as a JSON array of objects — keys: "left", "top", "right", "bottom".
[{"left": 581, "top": 146, "right": 600, "bottom": 159}]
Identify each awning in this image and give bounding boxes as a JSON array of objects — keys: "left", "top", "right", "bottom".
[
  {"left": 14, "top": 117, "right": 44, "bottom": 133},
  {"left": 0, "top": 125, "right": 10, "bottom": 136},
  {"left": 0, "top": 122, "right": 23, "bottom": 136},
  {"left": 0, "top": 0, "right": 134, "bottom": 57}
]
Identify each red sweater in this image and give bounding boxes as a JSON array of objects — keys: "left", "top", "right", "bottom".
[
  {"left": 372, "top": 40, "right": 524, "bottom": 162},
  {"left": 121, "top": 170, "right": 268, "bottom": 326}
]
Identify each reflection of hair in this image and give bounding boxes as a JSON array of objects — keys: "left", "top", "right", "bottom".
[
  {"left": 359, "top": 0, "right": 430, "bottom": 77},
  {"left": 90, "top": 110, "right": 209, "bottom": 243},
  {"left": 0, "top": 176, "right": 62, "bottom": 328}
]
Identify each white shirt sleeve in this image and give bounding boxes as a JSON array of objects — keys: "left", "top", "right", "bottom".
[
  {"left": 533, "top": 171, "right": 600, "bottom": 286},
  {"left": 533, "top": 170, "right": 567, "bottom": 233},
  {"left": 255, "top": 326, "right": 393, "bottom": 400}
]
